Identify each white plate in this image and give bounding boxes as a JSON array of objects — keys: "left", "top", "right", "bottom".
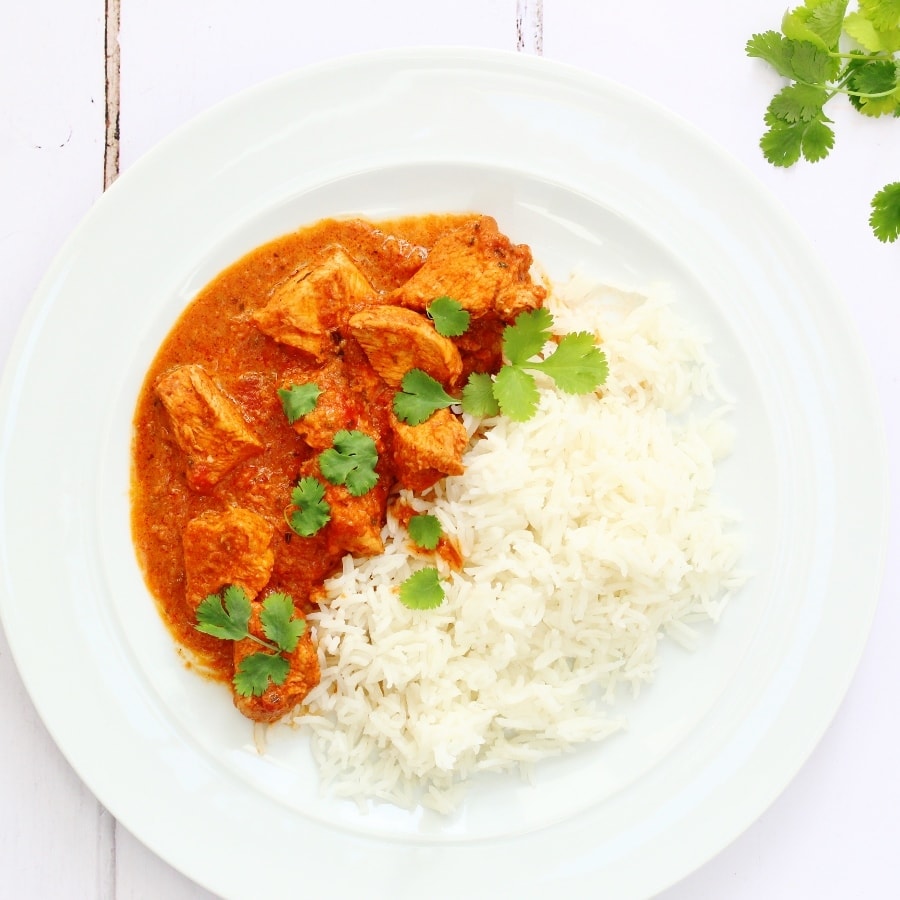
[{"left": 0, "top": 48, "right": 887, "bottom": 898}]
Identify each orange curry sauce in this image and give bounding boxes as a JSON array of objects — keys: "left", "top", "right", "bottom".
[{"left": 130, "top": 213, "right": 546, "bottom": 721}]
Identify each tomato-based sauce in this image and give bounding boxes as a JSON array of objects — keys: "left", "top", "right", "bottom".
[{"left": 130, "top": 212, "right": 546, "bottom": 717}]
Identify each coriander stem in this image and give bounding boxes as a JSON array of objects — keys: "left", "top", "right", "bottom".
[
  {"left": 827, "top": 50, "right": 893, "bottom": 61},
  {"left": 243, "top": 633, "right": 281, "bottom": 653},
  {"left": 832, "top": 85, "right": 900, "bottom": 99}
]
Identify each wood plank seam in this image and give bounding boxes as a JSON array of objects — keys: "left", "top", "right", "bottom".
[
  {"left": 104, "top": 0, "right": 121, "bottom": 189},
  {"left": 516, "top": 0, "right": 544, "bottom": 55}
]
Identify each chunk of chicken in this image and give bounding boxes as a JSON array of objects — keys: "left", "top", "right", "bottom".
[
  {"left": 325, "top": 479, "right": 389, "bottom": 557},
  {"left": 348, "top": 305, "right": 462, "bottom": 388},
  {"left": 156, "top": 364, "right": 263, "bottom": 492},
  {"left": 297, "top": 457, "right": 388, "bottom": 558},
  {"left": 233, "top": 601, "right": 320, "bottom": 722},
  {"left": 390, "top": 408, "right": 467, "bottom": 493},
  {"left": 251, "top": 248, "right": 376, "bottom": 360},
  {"left": 389, "top": 216, "right": 546, "bottom": 321},
  {"left": 283, "top": 359, "right": 381, "bottom": 452},
  {"left": 182, "top": 507, "right": 275, "bottom": 608}
]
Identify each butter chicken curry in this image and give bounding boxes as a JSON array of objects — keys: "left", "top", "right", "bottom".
[{"left": 131, "top": 214, "right": 547, "bottom": 722}]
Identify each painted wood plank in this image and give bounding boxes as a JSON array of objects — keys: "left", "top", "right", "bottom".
[{"left": 0, "top": 1, "right": 109, "bottom": 897}]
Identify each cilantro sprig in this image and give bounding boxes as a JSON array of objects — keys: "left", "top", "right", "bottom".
[
  {"left": 398, "top": 567, "right": 445, "bottom": 609},
  {"left": 287, "top": 475, "right": 331, "bottom": 536},
  {"left": 393, "top": 369, "right": 457, "bottom": 425},
  {"left": 196, "top": 586, "right": 307, "bottom": 697},
  {"left": 871, "top": 181, "right": 900, "bottom": 241},
  {"left": 426, "top": 296, "right": 471, "bottom": 337},
  {"left": 392, "top": 308, "right": 608, "bottom": 426},
  {"left": 408, "top": 513, "right": 443, "bottom": 550},
  {"left": 278, "top": 382, "right": 321, "bottom": 423},
  {"left": 319, "top": 429, "right": 379, "bottom": 496},
  {"left": 746, "top": 0, "right": 900, "bottom": 242}
]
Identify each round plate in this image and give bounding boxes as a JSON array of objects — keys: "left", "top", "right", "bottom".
[{"left": 0, "top": 48, "right": 887, "bottom": 898}]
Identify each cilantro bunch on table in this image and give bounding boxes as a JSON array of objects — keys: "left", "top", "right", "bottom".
[{"left": 746, "top": 0, "right": 900, "bottom": 242}]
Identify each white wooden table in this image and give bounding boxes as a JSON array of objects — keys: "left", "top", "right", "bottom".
[{"left": 2, "top": 2, "right": 897, "bottom": 897}]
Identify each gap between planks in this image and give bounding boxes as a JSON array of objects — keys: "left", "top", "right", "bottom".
[
  {"left": 516, "top": 0, "right": 544, "bottom": 55},
  {"left": 104, "top": 0, "right": 121, "bottom": 189}
]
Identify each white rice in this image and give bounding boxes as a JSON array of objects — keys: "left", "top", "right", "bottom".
[{"left": 291, "top": 277, "right": 744, "bottom": 812}]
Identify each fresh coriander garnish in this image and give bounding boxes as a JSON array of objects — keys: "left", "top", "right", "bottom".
[
  {"left": 463, "top": 309, "right": 608, "bottom": 422},
  {"left": 426, "top": 296, "right": 471, "bottom": 337},
  {"left": 393, "top": 309, "right": 607, "bottom": 425},
  {"left": 278, "top": 383, "right": 321, "bottom": 424},
  {"left": 460, "top": 371, "right": 501, "bottom": 417},
  {"left": 398, "top": 567, "right": 445, "bottom": 609},
  {"left": 195, "top": 586, "right": 307, "bottom": 697},
  {"left": 870, "top": 181, "right": 900, "bottom": 242},
  {"left": 233, "top": 653, "right": 290, "bottom": 697},
  {"left": 195, "top": 584, "right": 254, "bottom": 641},
  {"left": 491, "top": 365, "right": 542, "bottom": 421},
  {"left": 287, "top": 475, "right": 331, "bottom": 536},
  {"left": 408, "top": 513, "right": 442, "bottom": 550},
  {"left": 746, "top": 0, "right": 900, "bottom": 241},
  {"left": 318, "top": 429, "right": 379, "bottom": 496},
  {"left": 393, "top": 368, "right": 457, "bottom": 425}
]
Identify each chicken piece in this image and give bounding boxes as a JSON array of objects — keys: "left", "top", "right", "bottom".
[
  {"left": 182, "top": 507, "right": 275, "bottom": 608},
  {"left": 156, "top": 364, "right": 263, "bottom": 492},
  {"left": 297, "top": 456, "right": 388, "bottom": 557},
  {"left": 325, "top": 479, "right": 389, "bottom": 557},
  {"left": 390, "top": 408, "right": 467, "bottom": 493},
  {"left": 348, "top": 305, "right": 462, "bottom": 388},
  {"left": 233, "top": 601, "right": 320, "bottom": 723},
  {"left": 389, "top": 216, "right": 547, "bottom": 321},
  {"left": 251, "top": 248, "right": 376, "bottom": 360},
  {"left": 284, "top": 359, "right": 381, "bottom": 452}
]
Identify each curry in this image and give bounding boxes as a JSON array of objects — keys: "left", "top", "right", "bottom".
[{"left": 131, "top": 213, "right": 547, "bottom": 722}]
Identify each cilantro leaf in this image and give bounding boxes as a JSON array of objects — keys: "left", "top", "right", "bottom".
[
  {"left": 319, "top": 429, "right": 379, "bottom": 496},
  {"left": 493, "top": 364, "right": 540, "bottom": 422},
  {"left": 461, "top": 372, "right": 501, "bottom": 417},
  {"left": 502, "top": 307, "right": 554, "bottom": 365},
  {"left": 526, "top": 332, "right": 609, "bottom": 394},
  {"left": 234, "top": 652, "right": 291, "bottom": 697},
  {"left": 746, "top": 31, "right": 800, "bottom": 78},
  {"left": 787, "top": 38, "right": 838, "bottom": 82},
  {"left": 859, "top": 0, "right": 900, "bottom": 32},
  {"left": 398, "top": 567, "right": 445, "bottom": 610},
  {"left": 259, "top": 592, "right": 306, "bottom": 653},
  {"left": 408, "top": 513, "right": 442, "bottom": 550},
  {"left": 848, "top": 56, "right": 898, "bottom": 94},
  {"left": 746, "top": 31, "right": 836, "bottom": 81},
  {"left": 846, "top": 55, "right": 900, "bottom": 115},
  {"left": 278, "top": 383, "right": 321, "bottom": 424},
  {"left": 393, "top": 368, "right": 456, "bottom": 425},
  {"left": 761, "top": 114, "right": 835, "bottom": 165},
  {"left": 768, "top": 82, "right": 829, "bottom": 122},
  {"left": 289, "top": 476, "right": 331, "bottom": 536},
  {"left": 870, "top": 181, "right": 900, "bottom": 241},
  {"left": 195, "top": 585, "right": 252, "bottom": 641},
  {"left": 782, "top": 0, "right": 849, "bottom": 50},
  {"left": 427, "top": 296, "right": 471, "bottom": 337},
  {"left": 845, "top": 10, "right": 900, "bottom": 50}
]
